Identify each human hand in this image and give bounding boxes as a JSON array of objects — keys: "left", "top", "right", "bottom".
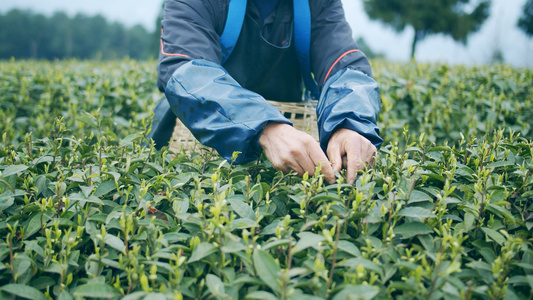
[
  {"left": 259, "top": 123, "right": 336, "bottom": 184},
  {"left": 327, "top": 128, "right": 377, "bottom": 184}
]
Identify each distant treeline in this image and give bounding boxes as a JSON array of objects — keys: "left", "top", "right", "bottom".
[{"left": 0, "top": 9, "right": 158, "bottom": 60}]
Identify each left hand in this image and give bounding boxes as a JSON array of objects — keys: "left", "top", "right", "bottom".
[
  {"left": 327, "top": 128, "right": 377, "bottom": 184},
  {"left": 259, "top": 123, "right": 336, "bottom": 184}
]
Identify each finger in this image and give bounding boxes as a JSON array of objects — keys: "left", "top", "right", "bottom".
[
  {"left": 369, "top": 151, "right": 376, "bottom": 167},
  {"left": 345, "top": 141, "right": 362, "bottom": 185},
  {"left": 306, "top": 144, "right": 335, "bottom": 184},
  {"left": 284, "top": 138, "right": 317, "bottom": 177},
  {"left": 290, "top": 162, "right": 305, "bottom": 177},
  {"left": 288, "top": 135, "right": 331, "bottom": 179},
  {"left": 367, "top": 144, "right": 378, "bottom": 166},
  {"left": 326, "top": 140, "right": 343, "bottom": 173},
  {"left": 360, "top": 143, "right": 377, "bottom": 168},
  {"left": 269, "top": 152, "right": 302, "bottom": 175},
  {"left": 265, "top": 153, "right": 290, "bottom": 174},
  {"left": 295, "top": 151, "right": 316, "bottom": 177}
]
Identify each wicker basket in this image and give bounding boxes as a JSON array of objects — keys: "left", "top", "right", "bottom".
[{"left": 168, "top": 100, "right": 319, "bottom": 154}]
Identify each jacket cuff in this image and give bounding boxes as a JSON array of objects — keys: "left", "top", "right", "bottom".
[{"left": 316, "top": 68, "right": 383, "bottom": 152}]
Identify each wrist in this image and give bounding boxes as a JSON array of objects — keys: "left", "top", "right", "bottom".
[{"left": 259, "top": 122, "right": 291, "bottom": 147}]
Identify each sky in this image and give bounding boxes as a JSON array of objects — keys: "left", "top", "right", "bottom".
[{"left": 1, "top": 0, "right": 532, "bottom": 67}]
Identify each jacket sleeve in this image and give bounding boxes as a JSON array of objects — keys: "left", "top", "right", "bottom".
[
  {"left": 317, "top": 68, "right": 382, "bottom": 151},
  {"left": 310, "top": 0, "right": 383, "bottom": 150},
  {"left": 157, "top": 0, "right": 223, "bottom": 91},
  {"left": 157, "top": 0, "right": 291, "bottom": 163}
]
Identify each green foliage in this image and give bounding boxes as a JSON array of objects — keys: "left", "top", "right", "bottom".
[
  {"left": 0, "top": 59, "right": 158, "bottom": 145},
  {"left": 518, "top": 0, "right": 533, "bottom": 37},
  {"left": 0, "top": 60, "right": 532, "bottom": 299},
  {"left": 362, "top": 0, "right": 491, "bottom": 58},
  {"left": 0, "top": 9, "right": 157, "bottom": 60},
  {"left": 374, "top": 61, "right": 533, "bottom": 145}
]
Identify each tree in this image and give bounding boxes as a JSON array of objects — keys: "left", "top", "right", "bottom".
[
  {"left": 518, "top": 0, "right": 533, "bottom": 37},
  {"left": 0, "top": 9, "right": 155, "bottom": 60},
  {"left": 129, "top": 25, "right": 152, "bottom": 59},
  {"left": 363, "top": 0, "right": 491, "bottom": 59},
  {"left": 48, "top": 12, "right": 72, "bottom": 58},
  {"left": 0, "top": 10, "right": 37, "bottom": 58},
  {"left": 153, "top": 1, "right": 165, "bottom": 57}
]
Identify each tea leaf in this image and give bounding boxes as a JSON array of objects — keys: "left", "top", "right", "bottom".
[
  {"left": 1, "top": 165, "right": 28, "bottom": 178},
  {"left": 119, "top": 133, "right": 143, "bottom": 147},
  {"left": 246, "top": 291, "right": 278, "bottom": 300},
  {"left": 526, "top": 222, "right": 533, "bottom": 231},
  {"left": 407, "top": 190, "right": 432, "bottom": 203},
  {"left": 1, "top": 284, "right": 47, "bottom": 300},
  {"left": 332, "top": 284, "right": 379, "bottom": 300},
  {"left": 73, "top": 283, "right": 121, "bottom": 298},
  {"left": 253, "top": 249, "right": 282, "bottom": 293},
  {"left": 25, "top": 213, "right": 45, "bottom": 239},
  {"left": 80, "top": 185, "right": 94, "bottom": 198},
  {"left": 13, "top": 255, "right": 32, "bottom": 279},
  {"left": 262, "top": 239, "right": 292, "bottom": 251},
  {"left": 189, "top": 242, "right": 217, "bottom": 263},
  {"left": 481, "top": 227, "right": 506, "bottom": 245},
  {"left": 230, "top": 218, "right": 255, "bottom": 230},
  {"left": 94, "top": 180, "right": 117, "bottom": 197},
  {"left": 292, "top": 232, "right": 326, "bottom": 253},
  {"left": 104, "top": 234, "right": 125, "bottom": 252},
  {"left": 487, "top": 204, "right": 516, "bottom": 225},
  {"left": 0, "top": 191, "right": 15, "bottom": 209},
  {"left": 464, "top": 212, "right": 476, "bottom": 232},
  {"left": 487, "top": 161, "right": 513, "bottom": 169},
  {"left": 394, "top": 222, "right": 433, "bottom": 239},
  {"left": 69, "top": 192, "right": 104, "bottom": 206},
  {"left": 340, "top": 258, "right": 383, "bottom": 276},
  {"left": 206, "top": 274, "right": 226, "bottom": 297},
  {"left": 228, "top": 195, "right": 256, "bottom": 221},
  {"left": 24, "top": 240, "right": 45, "bottom": 258},
  {"left": 173, "top": 199, "right": 189, "bottom": 215},
  {"left": 337, "top": 240, "right": 362, "bottom": 257},
  {"left": 398, "top": 207, "right": 436, "bottom": 220}
]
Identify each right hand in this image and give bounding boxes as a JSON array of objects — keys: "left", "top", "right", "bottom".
[{"left": 258, "top": 123, "right": 336, "bottom": 184}]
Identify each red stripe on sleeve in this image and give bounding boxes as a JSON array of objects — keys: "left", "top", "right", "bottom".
[
  {"left": 160, "top": 39, "right": 189, "bottom": 57},
  {"left": 323, "top": 49, "right": 359, "bottom": 84},
  {"left": 160, "top": 28, "right": 189, "bottom": 57}
]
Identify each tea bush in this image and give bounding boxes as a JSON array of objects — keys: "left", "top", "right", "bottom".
[
  {"left": 0, "top": 60, "right": 532, "bottom": 299},
  {"left": 375, "top": 62, "right": 533, "bottom": 145}
]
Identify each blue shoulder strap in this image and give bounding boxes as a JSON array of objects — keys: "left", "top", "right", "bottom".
[
  {"left": 220, "top": 0, "right": 319, "bottom": 100},
  {"left": 293, "top": 0, "right": 319, "bottom": 100},
  {"left": 220, "top": 0, "right": 247, "bottom": 63}
]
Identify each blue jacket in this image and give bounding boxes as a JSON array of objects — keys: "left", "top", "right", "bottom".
[{"left": 153, "top": 0, "right": 382, "bottom": 164}]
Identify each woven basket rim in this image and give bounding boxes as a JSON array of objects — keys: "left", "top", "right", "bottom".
[{"left": 169, "top": 100, "right": 319, "bottom": 154}]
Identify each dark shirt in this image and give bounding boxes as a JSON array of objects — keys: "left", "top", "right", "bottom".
[
  {"left": 251, "top": 0, "right": 280, "bottom": 21},
  {"left": 157, "top": 0, "right": 373, "bottom": 92}
]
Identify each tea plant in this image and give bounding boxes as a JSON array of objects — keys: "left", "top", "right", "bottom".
[
  {"left": 0, "top": 60, "right": 532, "bottom": 299},
  {"left": 375, "top": 62, "right": 533, "bottom": 146}
]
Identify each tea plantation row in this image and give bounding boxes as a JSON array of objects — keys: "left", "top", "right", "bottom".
[{"left": 0, "top": 60, "right": 532, "bottom": 299}]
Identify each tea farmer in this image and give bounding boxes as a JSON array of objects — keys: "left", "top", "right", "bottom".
[{"left": 149, "top": 0, "right": 382, "bottom": 184}]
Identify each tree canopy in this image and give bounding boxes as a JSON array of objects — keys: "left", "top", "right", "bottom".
[
  {"left": 363, "top": 0, "right": 491, "bottom": 59},
  {"left": 518, "top": 0, "right": 533, "bottom": 37},
  {"left": 0, "top": 9, "right": 158, "bottom": 60}
]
